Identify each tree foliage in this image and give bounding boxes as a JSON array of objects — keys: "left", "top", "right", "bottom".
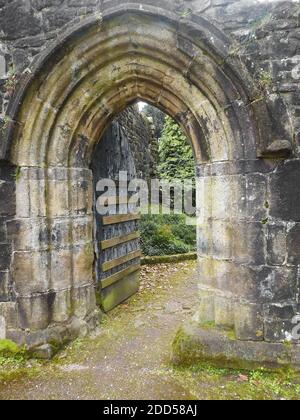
[{"left": 157, "top": 116, "right": 195, "bottom": 182}]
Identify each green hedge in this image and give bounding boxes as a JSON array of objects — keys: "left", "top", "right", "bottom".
[{"left": 140, "top": 213, "right": 196, "bottom": 257}]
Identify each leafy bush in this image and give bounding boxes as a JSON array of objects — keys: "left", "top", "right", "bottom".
[{"left": 140, "top": 213, "right": 196, "bottom": 256}]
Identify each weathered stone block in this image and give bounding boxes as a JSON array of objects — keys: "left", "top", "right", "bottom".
[
  {"left": 17, "top": 293, "right": 55, "bottom": 330},
  {"left": 171, "top": 322, "right": 299, "bottom": 370},
  {"left": 0, "top": 302, "right": 19, "bottom": 329},
  {"left": 287, "top": 224, "right": 300, "bottom": 265},
  {"left": 211, "top": 220, "right": 232, "bottom": 260},
  {"left": 234, "top": 302, "right": 264, "bottom": 341},
  {"left": 71, "top": 176, "right": 93, "bottom": 216},
  {"left": 0, "top": 271, "right": 9, "bottom": 301},
  {"left": 48, "top": 179, "right": 70, "bottom": 218},
  {"left": 246, "top": 173, "right": 268, "bottom": 221},
  {"left": 72, "top": 243, "right": 94, "bottom": 287},
  {"left": 215, "top": 295, "right": 234, "bottom": 329},
  {"left": 197, "top": 288, "right": 215, "bottom": 324},
  {"left": 51, "top": 289, "right": 72, "bottom": 324},
  {"left": 50, "top": 249, "right": 73, "bottom": 291},
  {"left": 72, "top": 216, "right": 93, "bottom": 245},
  {"left": 0, "top": 1, "right": 42, "bottom": 40},
  {"left": 264, "top": 319, "right": 296, "bottom": 343},
  {"left": 0, "top": 54, "right": 6, "bottom": 78},
  {"left": 7, "top": 218, "right": 49, "bottom": 252},
  {"left": 5, "top": 329, "right": 26, "bottom": 347},
  {"left": 267, "top": 223, "right": 287, "bottom": 266},
  {"left": 257, "top": 266, "right": 298, "bottom": 303},
  {"left": 270, "top": 161, "right": 300, "bottom": 222},
  {"left": 199, "top": 257, "right": 297, "bottom": 303},
  {"left": 0, "top": 243, "right": 12, "bottom": 270},
  {"left": 264, "top": 303, "right": 296, "bottom": 320},
  {"left": 73, "top": 284, "right": 96, "bottom": 318},
  {"left": 210, "top": 175, "right": 246, "bottom": 221},
  {"left": 0, "top": 315, "right": 5, "bottom": 339},
  {"left": 0, "top": 220, "right": 7, "bottom": 244},
  {"left": 197, "top": 222, "right": 212, "bottom": 257},
  {"left": 231, "top": 222, "right": 265, "bottom": 265},
  {"left": 12, "top": 251, "right": 49, "bottom": 295},
  {"left": 0, "top": 181, "right": 15, "bottom": 217},
  {"left": 16, "top": 168, "right": 47, "bottom": 218}
]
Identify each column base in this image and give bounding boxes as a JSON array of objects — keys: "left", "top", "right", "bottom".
[
  {"left": 171, "top": 322, "right": 300, "bottom": 371},
  {"left": 4, "top": 309, "right": 102, "bottom": 359}
]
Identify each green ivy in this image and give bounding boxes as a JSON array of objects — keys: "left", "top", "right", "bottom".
[{"left": 157, "top": 116, "right": 195, "bottom": 182}]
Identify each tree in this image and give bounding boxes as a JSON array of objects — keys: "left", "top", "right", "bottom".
[{"left": 157, "top": 116, "right": 195, "bottom": 182}]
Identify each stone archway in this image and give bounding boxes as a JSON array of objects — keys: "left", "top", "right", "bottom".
[{"left": 0, "top": 2, "right": 299, "bottom": 366}]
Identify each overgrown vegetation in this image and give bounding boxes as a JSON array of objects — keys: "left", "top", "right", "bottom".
[
  {"left": 157, "top": 116, "right": 195, "bottom": 182},
  {"left": 140, "top": 213, "right": 196, "bottom": 256},
  {"left": 140, "top": 109, "right": 196, "bottom": 257}
]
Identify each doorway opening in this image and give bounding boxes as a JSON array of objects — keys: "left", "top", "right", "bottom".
[{"left": 91, "top": 102, "right": 197, "bottom": 313}]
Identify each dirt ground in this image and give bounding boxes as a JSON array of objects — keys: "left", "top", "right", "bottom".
[{"left": 0, "top": 261, "right": 300, "bottom": 400}]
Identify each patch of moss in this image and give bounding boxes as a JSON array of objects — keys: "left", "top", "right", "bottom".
[
  {"left": 0, "top": 339, "right": 21, "bottom": 357},
  {"left": 199, "top": 321, "right": 216, "bottom": 330},
  {"left": 13, "top": 166, "right": 21, "bottom": 182},
  {"left": 225, "top": 329, "right": 236, "bottom": 341}
]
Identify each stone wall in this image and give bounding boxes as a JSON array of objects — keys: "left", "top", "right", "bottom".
[
  {"left": 92, "top": 105, "right": 157, "bottom": 181},
  {"left": 0, "top": 0, "right": 300, "bottom": 366}
]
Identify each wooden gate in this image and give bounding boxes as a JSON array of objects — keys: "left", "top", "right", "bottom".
[
  {"left": 91, "top": 114, "right": 142, "bottom": 312},
  {"left": 96, "top": 194, "right": 141, "bottom": 312}
]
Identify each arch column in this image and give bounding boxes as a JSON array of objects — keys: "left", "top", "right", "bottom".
[{"left": 173, "top": 158, "right": 300, "bottom": 369}]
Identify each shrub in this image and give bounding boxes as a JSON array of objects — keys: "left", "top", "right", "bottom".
[{"left": 140, "top": 213, "right": 196, "bottom": 256}]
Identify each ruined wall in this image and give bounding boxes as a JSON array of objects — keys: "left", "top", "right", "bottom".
[
  {"left": 0, "top": 0, "right": 300, "bottom": 364},
  {"left": 92, "top": 105, "right": 157, "bottom": 181}
]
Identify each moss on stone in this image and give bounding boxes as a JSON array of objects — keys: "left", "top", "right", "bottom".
[{"left": 0, "top": 339, "right": 21, "bottom": 356}]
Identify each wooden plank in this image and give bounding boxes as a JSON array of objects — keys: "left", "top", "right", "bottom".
[
  {"left": 101, "top": 264, "right": 140, "bottom": 289},
  {"left": 101, "top": 250, "right": 141, "bottom": 272},
  {"left": 102, "top": 213, "right": 140, "bottom": 225},
  {"left": 101, "top": 231, "right": 140, "bottom": 250},
  {"left": 98, "top": 196, "right": 138, "bottom": 206}
]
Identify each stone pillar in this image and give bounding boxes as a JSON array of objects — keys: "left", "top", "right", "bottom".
[
  {"left": 196, "top": 160, "right": 269, "bottom": 337},
  {"left": 172, "top": 158, "right": 300, "bottom": 369},
  {"left": 4, "top": 166, "right": 98, "bottom": 353}
]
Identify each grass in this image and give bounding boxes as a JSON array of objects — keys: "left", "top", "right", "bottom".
[{"left": 170, "top": 362, "right": 300, "bottom": 400}]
